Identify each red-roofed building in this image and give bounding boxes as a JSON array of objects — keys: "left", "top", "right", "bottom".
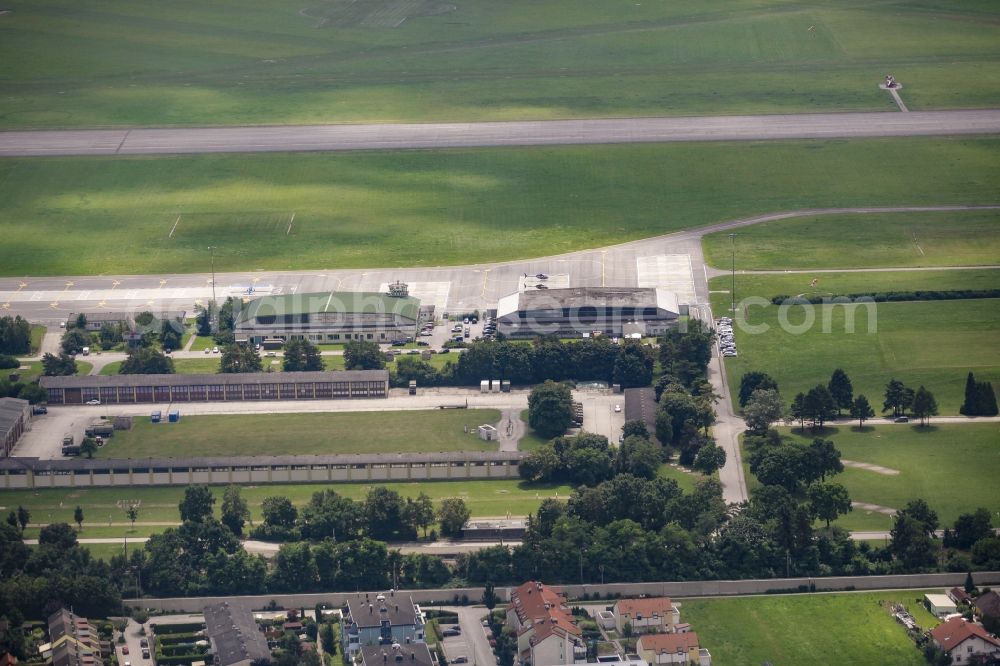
[
  {"left": 637, "top": 633, "right": 711, "bottom": 665},
  {"left": 506, "top": 581, "right": 585, "bottom": 666},
  {"left": 930, "top": 617, "right": 1000, "bottom": 665},
  {"left": 949, "top": 588, "right": 971, "bottom": 606},
  {"left": 612, "top": 598, "right": 679, "bottom": 635}
]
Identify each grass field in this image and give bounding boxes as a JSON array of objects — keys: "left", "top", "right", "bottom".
[
  {"left": 99, "top": 357, "right": 222, "bottom": 375},
  {"left": 780, "top": 424, "right": 1000, "bottom": 532},
  {"left": 704, "top": 209, "right": 1000, "bottom": 270},
  {"left": 96, "top": 409, "right": 504, "bottom": 458},
  {"left": 710, "top": 277, "right": 1000, "bottom": 414},
  {"left": 0, "top": 479, "right": 574, "bottom": 526},
  {"left": 1, "top": 360, "right": 91, "bottom": 384},
  {"left": 2, "top": 0, "right": 1000, "bottom": 129},
  {"left": 680, "top": 590, "right": 938, "bottom": 666},
  {"left": 2, "top": 137, "right": 1000, "bottom": 276},
  {"left": 29, "top": 325, "right": 46, "bottom": 354}
]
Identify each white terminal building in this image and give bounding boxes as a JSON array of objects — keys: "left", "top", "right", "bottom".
[
  {"left": 234, "top": 282, "right": 424, "bottom": 344},
  {"left": 496, "top": 287, "right": 685, "bottom": 339}
]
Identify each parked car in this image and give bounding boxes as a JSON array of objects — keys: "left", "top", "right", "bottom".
[
  {"left": 32, "top": 406, "right": 47, "bottom": 415},
  {"left": 614, "top": 404, "right": 621, "bottom": 412},
  {"left": 122, "top": 646, "right": 129, "bottom": 655},
  {"left": 894, "top": 416, "right": 909, "bottom": 423},
  {"left": 419, "top": 330, "right": 433, "bottom": 336},
  {"left": 452, "top": 656, "right": 468, "bottom": 663},
  {"left": 85, "top": 399, "right": 101, "bottom": 406},
  {"left": 142, "top": 649, "right": 150, "bottom": 660},
  {"left": 416, "top": 341, "right": 430, "bottom": 347},
  {"left": 212, "top": 346, "right": 219, "bottom": 354},
  {"left": 204, "top": 348, "right": 210, "bottom": 354}
]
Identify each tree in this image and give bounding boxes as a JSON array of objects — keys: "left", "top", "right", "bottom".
[
  {"left": 789, "top": 392, "right": 807, "bottom": 431},
  {"left": 262, "top": 497, "right": 298, "bottom": 528},
  {"left": 0, "top": 315, "right": 32, "bottom": 355},
  {"left": 805, "top": 438, "right": 843, "bottom": 482},
  {"left": 617, "top": 435, "right": 663, "bottom": 479},
  {"left": 120, "top": 346, "right": 174, "bottom": 374},
  {"left": 890, "top": 514, "right": 936, "bottom": 571},
  {"left": 408, "top": 493, "right": 435, "bottom": 538},
  {"left": 16, "top": 506, "right": 29, "bottom": 531},
  {"left": 437, "top": 498, "right": 471, "bottom": 538},
  {"left": 160, "top": 319, "right": 182, "bottom": 351},
  {"left": 41, "top": 352, "right": 77, "bottom": 376},
  {"left": 743, "top": 388, "right": 785, "bottom": 434},
  {"left": 911, "top": 385, "right": 938, "bottom": 426},
  {"left": 364, "top": 487, "right": 409, "bottom": 540},
  {"left": 38, "top": 523, "right": 78, "bottom": 550},
  {"left": 961, "top": 371, "right": 977, "bottom": 417},
  {"left": 282, "top": 339, "right": 324, "bottom": 372},
  {"left": 60, "top": 328, "right": 90, "bottom": 355},
  {"left": 803, "top": 384, "right": 837, "bottom": 429},
  {"left": 125, "top": 503, "right": 140, "bottom": 528},
  {"left": 882, "top": 378, "right": 912, "bottom": 417},
  {"left": 343, "top": 340, "right": 385, "bottom": 370},
  {"left": 653, "top": 403, "right": 674, "bottom": 448},
  {"left": 74, "top": 506, "right": 84, "bottom": 530},
  {"left": 483, "top": 581, "right": 497, "bottom": 610},
  {"left": 195, "top": 305, "right": 213, "bottom": 336},
  {"left": 850, "top": 394, "right": 875, "bottom": 429},
  {"left": 621, "top": 420, "right": 649, "bottom": 441},
  {"left": 528, "top": 380, "right": 573, "bottom": 439},
  {"left": 692, "top": 443, "right": 727, "bottom": 475},
  {"left": 827, "top": 369, "right": 853, "bottom": 415},
  {"left": 807, "top": 482, "right": 852, "bottom": 528},
  {"left": 612, "top": 341, "right": 654, "bottom": 388},
  {"left": 965, "top": 571, "right": 976, "bottom": 594},
  {"left": 80, "top": 437, "right": 98, "bottom": 459},
  {"left": 738, "top": 372, "right": 778, "bottom": 408},
  {"left": 220, "top": 343, "right": 262, "bottom": 373},
  {"left": 98, "top": 321, "right": 123, "bottom": 350},
  {"left": 16, "top": 382, "right": 47, "bottom": 404},
  {"left": 946, "top": 509, "right": 993, "bottom": 550},
  {"left": 179, "top": 485, "right": 215, "bottom": 523},
  {"left": 221, "top": 486, "right": 250, "bottom": 536}
]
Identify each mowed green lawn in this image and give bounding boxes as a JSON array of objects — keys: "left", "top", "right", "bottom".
[
  {"left": 0, "top": 479, "right": 573, "bottom": 526},
  {"left": 96, "top": 410, "right": 504, "bottom": 458},
  {"left": 704, "top": 209, "right": 1000, "bottom": 270},
  {"left": 1, "top": 360, "right": 91, "bottom": 383},
  {"left": 99, "top": 358, "right": 222, "bottom": 375},
  {"left": 781, "top": 424, "right": 1000, "bottom": 531},
  {"left": 680, "top": 591, "right": 938, "bottom": 666},
  {"left": 710, "top": 276, "right": 1000, "bottom": 414},
  {"left": 2, "top": 0, "right": 1000, "bottom": 128},
  {"left": 3, "top": 137, "right": 1000, "bottom": 276}
]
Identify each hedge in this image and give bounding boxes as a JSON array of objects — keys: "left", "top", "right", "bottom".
[
  {"left": 156, "top": 632, "right": 199, "bottom": 645},
  {"left": 770, "top": 289, "right": 1000, "bottom": 305},
  {"left": 153, "top": 623, "right": 204, "bottom": 635},
  {"left": 154, "top": 654, "right": 208, "bottom": 666}
]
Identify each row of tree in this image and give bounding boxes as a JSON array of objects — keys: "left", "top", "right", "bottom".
[{"left": 0, "top": 316, "right": 31, "bottom": 356}]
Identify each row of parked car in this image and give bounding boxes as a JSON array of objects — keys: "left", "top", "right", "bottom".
[{"left": 716, "top": 317, "right": 738, "bottom": 357}]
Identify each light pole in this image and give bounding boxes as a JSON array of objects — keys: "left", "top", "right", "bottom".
[
  {"left": 728, "top": 233, "right": 737, "bottom": 313},
  {"left": 208, "top": 246, "right": 217, "bottom": 327}
]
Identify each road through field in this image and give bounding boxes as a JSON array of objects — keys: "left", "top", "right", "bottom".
[{"left": 2, "top": 110, "right": 1000, "bottom": 156}]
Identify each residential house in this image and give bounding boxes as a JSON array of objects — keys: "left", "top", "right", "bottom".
[
  {"left": 636, "top": 633, "right": 711, "bottom": 666},
  {"left": 0, "top": 652, "right": 16, "bottom": 666},
  {"left": 506, "top": 581, "right": 586, "bottom": 666},
  {"left": 930, "top": 617, "right": 1000, "bottom": 665},
  {"left": 975, "top": 590, "right": 1000, "bottom": 621},
  {"left": 360, "top": 642, "right": 434, "bottom": 666},
  {"left": 203, "top": 601, "right": 271, "bottom": 666},
  {"left": 342, "top": 593, "right": 425, "bottom": 658},
  {"left": 47, "top": 608, "right": 104, "bottom": 666},
  {"left": 949, "top": 588, "right": 972, "bottom": 606},
  {"left": 612, "top": 598, "right": 679, "bottom": 635}
]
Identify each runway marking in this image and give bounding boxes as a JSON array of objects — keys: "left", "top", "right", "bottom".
[
  {"left": 481, "top": 269, "right": 490, "bottom": 299},
  {"left": 16, "top": 282, "right": 27, "bottom": 292},
  {"left": 600, "top": 250, "right": 607, "bottom": 287},
  {"left": 29, "top": 292, "right": 42, "bottom": 301},
  {"left": 76, "top": 291, "right": 91, "bottom": 301},
  {"left": 636, "top": 255, "right": 697, "bottom": 304},
  {"left": 286, "top": 212, "right": 295, "bottom": 235},
  {"left": 168, "top": 215, "right": 181, "bottom": 238},
  {"left": 1, "top": 303, "right": 8, "bottom": 310}
]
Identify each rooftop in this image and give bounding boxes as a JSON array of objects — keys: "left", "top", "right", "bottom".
[
  {"left": 637, "top": 633, "right": 700, "bottom": 653},
  {"left": 360, "top": 642, "right": 434, "bottom": 666},
  {"left": 510, "top": 581, "right": 581, "bottom": 644},
  {"left": 930, "top": 617, "right": 1000, "bottom": 653},
  {"left": 501, "top": 287, "right": 680, "bottom": 316},
  {"left": 0, "top": 397, "right": 29, "bottom": 434},
  {"left": 614, "top": 597, "right": 676, "bottom": 619},
  {"left": 237, "top": 292, "right": 420, "bottom": 324},
  {"left": 39, "top": 369, "right": 388, "bottom": 389},
  {"left": 203, "top": 601, "right": 271, "bottom": 666},
  {"left": 976, "top": 590, "right": 1000, "bottom": 618},
  {"left": 347, "top": 594, "right": 422, "bottom": 629}
]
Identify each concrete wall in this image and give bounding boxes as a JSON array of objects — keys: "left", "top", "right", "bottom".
[{"left": 128, "top": 572, "right": 1000, "bottom": 613}]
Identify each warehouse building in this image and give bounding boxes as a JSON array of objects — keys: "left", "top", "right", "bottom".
[
  {"left": 0, "top": 397, "right": 31, "bottom": 457},
  {"left": 39, "top": 370, "right": 389, "bottom": 405},
  {"left": 234, "top": 285, "right": 423, "bottom": 345},
  {"left": 496, "top": 287, "right": 684, "bottom": 339}
]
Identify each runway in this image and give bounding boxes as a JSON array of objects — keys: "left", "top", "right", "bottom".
[{"left": 2, "top": 110, "right": 1000, "bottom": 157}]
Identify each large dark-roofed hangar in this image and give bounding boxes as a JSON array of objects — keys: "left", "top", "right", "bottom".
[
  {"left": 234, "top": 288, "right": 423, "bottom": 345},
  {"left": 39, "top": 370, "right": 389, "bottom": 405},
  {"left": 496, "top": 287, "right": 685, "bottom": 339}
]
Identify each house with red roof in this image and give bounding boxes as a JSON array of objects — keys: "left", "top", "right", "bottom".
[
  {"left": 612, "top": 598, "right": 679, "bottom": 635},
  {"left": 930, "top": 617, "right": 1000, "bottom": 665},
  {"left": 636, "top": 632, "right": 711, "bottom": 665},
  {"left": 506, "top": 581, "right": 586, "bottom": 666}
]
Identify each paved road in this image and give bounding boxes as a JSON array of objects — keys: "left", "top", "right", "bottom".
[{"left": 2, "top": 111, "right": 1000, "bottom": 157}]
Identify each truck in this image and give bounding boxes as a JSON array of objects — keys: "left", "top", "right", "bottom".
[
  {"left": 151, "top": 410, "right": 162, "bottom": 423},
  {"left": 85, "top": 419, "right": 114, "bottom": 438},
  {"left": 408, "top": 380, "right": 417, "bottom": 395},
  {"left": 61, "top": 434, "right": 80, "bottom": 456},
  {"left": 81, "top": 346, "right": 90, "bottom": 356}
]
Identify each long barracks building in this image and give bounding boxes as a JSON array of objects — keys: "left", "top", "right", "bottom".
[{"left": 39, "top": 370, "right": 389, "bottom": 405}]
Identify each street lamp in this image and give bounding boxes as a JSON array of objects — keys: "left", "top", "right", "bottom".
[
  {"left": 208, "top": 246, "right": 217, "bottom": 327},
  {"left": 728, "top": 233, "right": 737, "bottom": 313}
]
